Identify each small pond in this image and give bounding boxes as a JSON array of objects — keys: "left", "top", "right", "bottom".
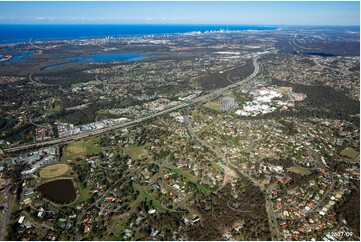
[{"left": 37, "top": 179, "right": 76, "bottom": 204}]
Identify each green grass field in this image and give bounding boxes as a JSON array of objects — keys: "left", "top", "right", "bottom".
[
  {"left": 107, "top": 214, "right": 129, "bottom": 240},
  {"left": 341, "top": 147, "right": 360, "bottom": 162},
  {"left": 52, "top": 105, "right": 62, "bottom": 112},
  {"left": 61, "top": 137, "right": 102, "bottom": 162},
  {"left": 74, "top": 183, "right": 92, "bottom": 205},
  {"left": 96, "top": 109, "right": 109, "bottom": 115},
  {"left": 170, "top": 167, "right": 211, "bottom": 195},
  {"left": 139, "top": 190, "right": 166, "bottom": 212},
  {"left": 203, "top": 100, "right": 220, "bottom": 112},
  {"left": 287, "top": 166, "right": 311, "bottom": 176},
  {"left": 124, "top": 145, "right": 149, "bottom": 159},
  {"left": 210, "top": 161, "right": 223, "bottom": 173}
]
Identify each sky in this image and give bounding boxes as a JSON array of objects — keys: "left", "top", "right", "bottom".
[{"left": 0, "top": 1, "right": 359, "bottom": 26}]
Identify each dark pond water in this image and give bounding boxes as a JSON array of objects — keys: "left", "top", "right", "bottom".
[
  {"left": 0, "top": 117, "right": 10, "bottom": 130},
  {"left": 8, "top": 132, "right": 21, "bottom": 141},
  {"left": 37, "top": 179, "right": 76, "bottom": 204},
  {"left": 305, "top": 52, "right": 336, "bottom": 57}
]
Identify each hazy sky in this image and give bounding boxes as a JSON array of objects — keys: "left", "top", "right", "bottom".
[{"left": 0, "top": 1, "right": 359, "bottom": 25}]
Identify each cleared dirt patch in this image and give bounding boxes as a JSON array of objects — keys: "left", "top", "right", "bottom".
[
  {"left": 222, "top": 169, "right": 238, "bottom": 187},
  {"left": 39, "top": 164, "right": 69, "bottom": 178}
]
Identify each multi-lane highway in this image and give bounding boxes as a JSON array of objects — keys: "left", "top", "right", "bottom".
[
  {"left": 4, "top": 55, "right": 261, "bottom": 154},
  {"left": 0, "top": 186, "right": 11, "bottom": 241}
]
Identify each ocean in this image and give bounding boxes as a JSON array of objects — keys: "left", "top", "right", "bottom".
[{"left": 0, "top": 24, "right": 278, "bottom": 44}]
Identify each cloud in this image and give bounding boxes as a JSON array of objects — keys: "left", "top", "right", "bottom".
[
  {"left": 79, "top": 17, "right": 106, "bottom": 21},
  {"left": 36, "top": 17, "right": 55, "bottom": 20},
  {"left": 145, "top": 17, "right": 181, "bottom": 22}
]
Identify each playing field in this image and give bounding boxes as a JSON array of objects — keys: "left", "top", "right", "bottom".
[
  {"left": 39, "top": 164, "right": 69, "bottom": 178},
  {"left": 61, "top": 137, "right": 102, "bottom": 162}
]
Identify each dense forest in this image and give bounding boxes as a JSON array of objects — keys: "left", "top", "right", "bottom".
[{"left": 196, "top": 60, "right": 254, "bottom": 90}]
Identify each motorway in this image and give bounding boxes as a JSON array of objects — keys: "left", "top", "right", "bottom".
[
  {"left": 4, "top": 55, "right": 260, "bottom": 154},
  {"left": 28, "top": 73, "right": 58, "bottom": 87},
  {"left": 0, "top": 186, "right": 12, "bottom": 241}
]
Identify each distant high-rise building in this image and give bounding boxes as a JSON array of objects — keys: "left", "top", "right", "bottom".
[{"left": 220, "top": 96, "right": 237, "bottom": 112}]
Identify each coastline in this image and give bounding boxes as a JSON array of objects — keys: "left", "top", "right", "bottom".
[{"left": 0, "top": 24, "right": 278, "bottom": 45}]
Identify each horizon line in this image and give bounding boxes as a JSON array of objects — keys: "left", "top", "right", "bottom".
[{"left": 0, "top": 23, "right": 360, "bottom": 27}]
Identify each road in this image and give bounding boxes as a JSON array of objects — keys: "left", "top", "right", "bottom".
[
  {"left": 0, "top": 186, "right": 12, "bottom": 240},
  {"left": 183, "top": 112, "right": 281, "bottom": 239},
  {"left": 226, "top": 198, "right": 253, "bottom": 213},
  {"left": 74, "top": 177, "right": 125, "bottom": 240},
  {"left": 291, "top": 34, "right": 322, "bottom": 51},
  {"left": 267, "top": 197, "right": 280, "bottom": 240},
  {"left": 23, "top": 211, "right": 54, "bottom": 230},
  {"left": 28, "top": 73, "right": 58, "bottom": 87},
  {"left": 276, "top": 174, "right": 336, "bottom": 221},
  {"left": 183, "top": 111, "right": 266, "bottom": 189},
  {"left": 29, "top": 37, "right": 53, "bottom": 51},
  {"left": 4, "top": 55, "right": 261, "bottom": 155},
  {"left": 185, "top": 119, "right": 265, "bottom": 192},
  {"left": 183, "top": 114, "right": 283, "bottom": 239}
]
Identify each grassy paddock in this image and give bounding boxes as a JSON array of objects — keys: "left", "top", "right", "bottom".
[
  {"left": 287, "top": 166, "right": 311, "bottom": 176},
  {"left": 341, "top": 147, "right": 359, "bottom": 161}
]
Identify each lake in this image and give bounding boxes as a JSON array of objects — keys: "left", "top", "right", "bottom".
[
  {"left": 2, "top": 50, "right": 36, "bottom": 65},
  {"left": 42, "top": 52, "right": 150, "bottom": 70},
  {"left": 37, "top": 179, "right": 77, "bottom": 204}
]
